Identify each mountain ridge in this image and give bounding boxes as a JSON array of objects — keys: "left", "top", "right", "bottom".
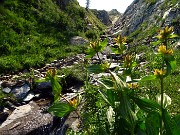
[{"left": 108, "top": 0, "right": 179, "bottom": 43}]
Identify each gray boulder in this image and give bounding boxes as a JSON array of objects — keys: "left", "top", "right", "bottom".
[
  {"left": 11, "top": 84, "right": 30, "bottom": 100},
  {"left": 70, "top": 36, "right": 89, "bottom": 46},
  {"left": 0, "top": 101, "right": 53, "bottom": 135}
]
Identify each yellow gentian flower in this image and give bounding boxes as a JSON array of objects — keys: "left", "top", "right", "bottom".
[
  {"left": 89, "top": 40, "right": 100, "bottom": 50},
  {"left": 114, "top": 35, "right": 126, "bottom": 45},
  {"left": 157, "top": 26, "right": 174, "bottom": 40},
  {"left": 124, "top": 55, "right": 133, "bottom": 68},
  {"left": 46, "top": 68, "right": 57, "bottom": 77},
  {"left": 101, "top": 61, "right": 110, "bottom": 70},
  {"left": 69, "top": 98, "right": 78, "bottom": 108},
  {"left": 158, "top": 45, "right": 173, "bottom": 55},
  {"left": 128, "top": 83, "right": 139, "bottom": 89},
  {"left": 154, "top": 69, "right": 166, "bottom": 77}
]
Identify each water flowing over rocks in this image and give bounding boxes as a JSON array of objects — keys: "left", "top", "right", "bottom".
[{"left": 11, "top": 84, "right": 31, "bottom": 100}]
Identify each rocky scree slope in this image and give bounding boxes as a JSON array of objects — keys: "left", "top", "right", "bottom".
[
  {"left": 108, "top": 0, "right": 179, "bottom": 42},
  {"left": 108, "top": 9, "right": 121, "bottom": 25},
  {"left": 91, "top": 9, "right": 121, "bottom": 26},
  {"left": 90, "top": 9, "right": 112, "bottom": 26}
]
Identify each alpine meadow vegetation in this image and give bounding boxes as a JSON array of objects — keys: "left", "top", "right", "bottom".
[
  {"left": 47, "top": 26, "right": 180, "bottom": 135},
  {"left": 0, "top": 0, "right": 105, "bottom": 74},
  {"left": 0, "top": 0, "right": 179, "bottom": 135}
]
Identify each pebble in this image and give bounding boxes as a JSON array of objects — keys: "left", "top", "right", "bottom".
[
  {"left": 23, "top": 92, "right": 35, "bottom": 102},
  {"left": 2, "top": 87, "right": 11, "bottom": 94}
]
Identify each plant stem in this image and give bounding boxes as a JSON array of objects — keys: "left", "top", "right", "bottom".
[
  {"left": 160, "top": 77, "right": 164, "bottom": 135},
  {"left": 96, "top": 52, "right": 102, "bottom": 63}
]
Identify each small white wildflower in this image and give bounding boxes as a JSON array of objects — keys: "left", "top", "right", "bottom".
[
  {"left": 106, "top": 106, "right": 115, "bottom": 126},
  {"left": 126, "top": 76, "right": 132, "bottom": 82},
  {"left": 156, "top": 93, "right": 171, "bottom": 108}
]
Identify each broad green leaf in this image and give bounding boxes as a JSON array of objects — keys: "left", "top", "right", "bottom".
[
  {"left": 164, "top": 55, "right": 176, "bottom": 76},
  {"left": 98, "top": 89, "right": 111, "bottom": 105},
  {"left": 35, "top": 78, "right": 46, "bottom": 83},
  {"left": 107, "top": 89, "right": 116, "bottom": 106},
  {"left": 140, "top": 75, "right": 156, "bottom": 81},
  {"left": 46, "top": 73, "right": 62, "bottom": 102},
  {"left": 173, "top": 114, "right": 180, "bottom": 134},
  {"left": 97, "top": 79, "right": 117, "bottom": 106},
  {"left": 163, "top": 109, "right": 180, "bottom": 135},
  {"left": 51, "top": 79, "right": 62, "bottom": 93},
  {"left": 109, "top": 71, "right": 126, "bottom": 88},
  {"left": 87, "top": 64, "right": 105, "bottom": 73},
  {"left": 100, "top": 78, "right": 114, "bottom": 87},
  {"left": 162, "top": 109, "right": 173, "bottom": 135},
  {"left": 165, "top": 60, "right": 176, "bottom": 76},
  {"left": 164, "top": 54, "right": 175, "bottom": 62},
  {"left": 85, "top": 50, "right": 96, "bottom": 58},
  {"left": 132, "top": 97, "right": 161, "bottom": 113},
  {"left": 166, "top": 61, "right": 172, "bottom": 76},
  {"left": 100, "top": 38, "right": 108, "bottom": 49},
  {"left": 145, "top": 112, "right": 160, "bottom": 135},
  {"left": 48, "top": 102, "right": 75, "bottom": 117},
  {"left": 51, "top": 79, "right": 62, "bottom": 102},
  {"left": 119, "top": 92, "right": 137, "bottom": 129},
  {"left": 169, "top": 34, "right": 179, "bottom": 39},
  {"left": 97, "top": 79, "right": 113, "bottom": 89},
  {"left": 150, "top": 40, "right": 161, "bottom": 46},
  {"left": 111, "top": 47, "right": 123, "bottom": 54},
  {"left": 170, "top": 60, "right": 176, "bottom": 71}
]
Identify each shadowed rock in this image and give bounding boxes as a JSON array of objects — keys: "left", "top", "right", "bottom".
[{"left": 0, "top": 101, "right": 53, "bottom": 135}]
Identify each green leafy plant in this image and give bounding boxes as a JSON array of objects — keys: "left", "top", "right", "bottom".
[
  {"left": 141, "top": 26, "right": 179, "bottom": 135},
  {"left": 32, "top": 26, "right": 179, "bottom": 135},
  {"left": 83, "top": 27, "right": 179, "bottom": 134},
  {"left": 39, "top": 68, "right": 82, "bottom": 127}
]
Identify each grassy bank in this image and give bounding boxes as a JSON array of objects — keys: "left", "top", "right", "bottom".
[{"left": 0, "top": 0, "right": 106, "bottom": 74}]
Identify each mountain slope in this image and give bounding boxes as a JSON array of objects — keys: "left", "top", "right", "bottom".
[
  {"left": 0, "top": 0, "right": 106, "bottom": 74},
  {"left": 108, "top": 0, "right": 179, "bottom": 43}
]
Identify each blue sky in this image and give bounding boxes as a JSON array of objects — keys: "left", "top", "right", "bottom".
[{"left": 77, "top": 0, "right": 133, "bottom": 13}]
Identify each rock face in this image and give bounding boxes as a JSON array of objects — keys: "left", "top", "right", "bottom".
[
  {"left": 0, "top": 101, "right": 53, "bottom": 135},
  {"left": 108, "top": 0, "right": 180, "bottom": 36},
  {"left": 0, "top": 53, "right": 87, "bottom": 134},
  {"left": 91, "top": 9, "right": 112, "bottom": 25},
  {"left": 11, "top": 84, "right": 31, "bottom": 100},
  {"left": 108, "top": 9, "right": 121, "bottom": 25},
  {"left": 70, "top": 36, "right": 89, "bottom": 45}
]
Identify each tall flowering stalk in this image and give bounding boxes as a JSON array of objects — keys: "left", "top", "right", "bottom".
[
  {"left": 142, "top": 26, "right": 179, "bottom": 135},
  {"left": 85, "top": 28, "right": 179, "bottom": 134}
]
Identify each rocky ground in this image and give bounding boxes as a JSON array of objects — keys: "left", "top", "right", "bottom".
[
  {"left": 0, "top": 53, "right": 86, "bottom": 135},
  {"left": 1, "top": 32, "right": 179, "bottom": 134},
  {"left": 0, "top": 29, "right": 166, "bottom": 134}
]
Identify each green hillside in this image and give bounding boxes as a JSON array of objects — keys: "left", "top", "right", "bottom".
[{"left": 0, "top": 0, "right": 106, "bottom": 74}]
